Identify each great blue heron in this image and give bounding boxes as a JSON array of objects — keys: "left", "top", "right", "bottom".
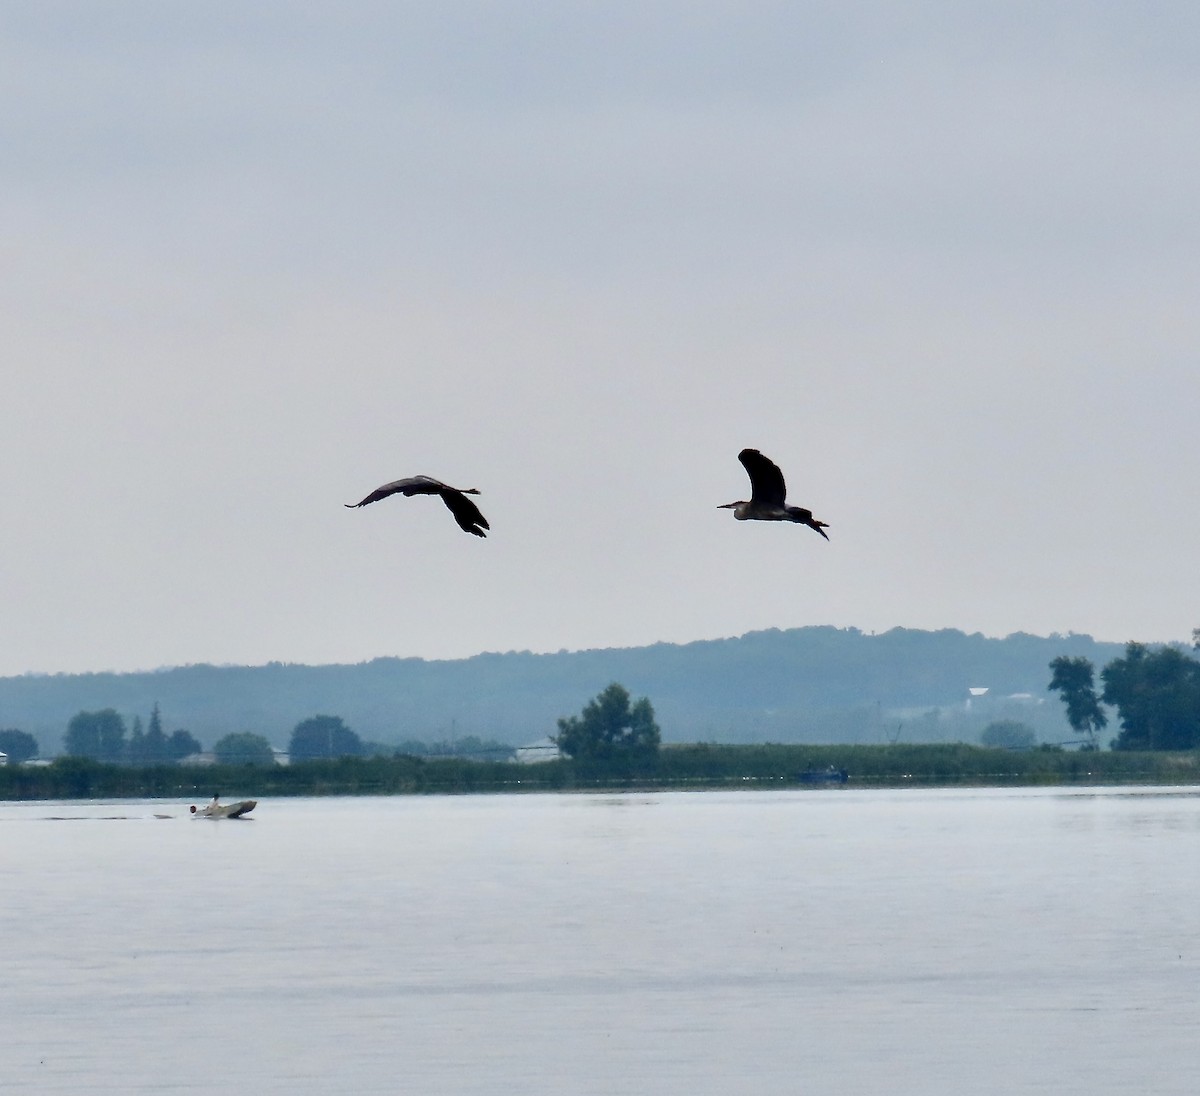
[
  {"left": 345, "top": 475, "right": 490, "bottom": 538},
  {"left": 720, "top": 448, "right": 829, "bottom": 540}
]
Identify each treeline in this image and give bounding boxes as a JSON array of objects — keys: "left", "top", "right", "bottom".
[
  {"left": 0, "top": 728, "right": 39, "bottom": 763},
  {"left": 3, "top": 743, "right": 1196, "bottom": 801},
  {"left": 7, "top": 630, "right": 1196, "bottom": 759},
  {"left": 1049, "top": 640, "right": 1200, "bottom": 750},
  {"left": 0, "top": 627, "right": 1131, "bottom": 750},
  {"left": 64, "top": 705, "right": 201, "bottom": 763},
  {"left": 48, "top": 706, "right": 517, "bottom": 767}
]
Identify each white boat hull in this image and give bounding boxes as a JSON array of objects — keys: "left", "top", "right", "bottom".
[{"left": 190, "top": 799, "right": 256, "bottom": 819}]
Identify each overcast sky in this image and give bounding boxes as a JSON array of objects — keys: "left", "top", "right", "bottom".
[{"left": 2, "top": 2, "right": 1198, "bottom": 676}]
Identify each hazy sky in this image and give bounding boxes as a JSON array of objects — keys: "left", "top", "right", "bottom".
[{"left": 3, "top": 2, "right": 1198, "bottom": 676}]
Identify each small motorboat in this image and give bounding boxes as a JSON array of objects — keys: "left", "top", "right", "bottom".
[{"left": 190, "top": 798, "right": 257, "bottom": 819}]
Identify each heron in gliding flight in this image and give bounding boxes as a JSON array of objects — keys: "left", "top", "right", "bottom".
[
  {"left": 345, "top": 476, "right": 489, "bottom": 538},
  {"left": 720, "top": 448, "right": 829, "bottom": 540}
]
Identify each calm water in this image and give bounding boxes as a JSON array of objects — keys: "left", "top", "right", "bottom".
[{"left": 2, "top": 786, "right": 1199, "bottom": 1095}]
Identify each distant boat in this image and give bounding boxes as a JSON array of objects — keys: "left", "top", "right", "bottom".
[
  {"left": 190, "top": 799, "right": 256, "bottom": 819},
  {"left": 795, "top": 767, "right": 848, "bottom": 785}
]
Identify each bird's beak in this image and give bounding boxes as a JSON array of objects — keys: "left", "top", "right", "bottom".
[{"left": 717, "top": 502, "right": 736, "bottom": 509}]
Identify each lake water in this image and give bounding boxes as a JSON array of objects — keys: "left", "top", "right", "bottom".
[{"left": 2, "top": 786, "right": 1198, "bottom": 1095}]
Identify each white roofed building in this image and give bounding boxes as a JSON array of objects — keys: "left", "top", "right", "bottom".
[{"left": 515, "top": 737, "right": 561, "bottom": 764}]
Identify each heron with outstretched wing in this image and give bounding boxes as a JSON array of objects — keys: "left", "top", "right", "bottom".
[
  {"left": 345, "top": 475, "right": 490, "bottom": 538},
  {"left": 719, "top": 449, "right": 829, "bottom": 540}
]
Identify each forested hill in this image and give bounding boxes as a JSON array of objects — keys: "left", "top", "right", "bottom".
[{"left": 1, "top": 627, "right": 1129, "bottom": 752}]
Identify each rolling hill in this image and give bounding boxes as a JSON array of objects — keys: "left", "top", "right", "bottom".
[{"left": 0, "top": 627, "right": 1133, "bottom": 754}]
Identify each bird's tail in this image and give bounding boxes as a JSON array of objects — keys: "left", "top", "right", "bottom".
[{"left": 788, "top": 507, "right": 830, "bottom": 540}]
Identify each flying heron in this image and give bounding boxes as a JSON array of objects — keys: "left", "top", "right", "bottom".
[
  {"left": 345, "top": 475, "right": 490, "bottom": 538},
  {"left": 720, "top": 448, "right": 830, "bottom": 540}
]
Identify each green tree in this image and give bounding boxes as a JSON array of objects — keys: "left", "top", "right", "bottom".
[
  {"left": 555, "top": 683, "right": 661, "bottom": 762},
  {"left": 213, "top": 732, "right": 275, "bottom": 766},
  {"left": 288, "top": 715, "right": 363, "bottom": 761},
  {"left": 1102, "top": 643, "right": 1200, "bottom": 750},
  {"left": 0, "top": 728, "right": 39, "bottom": 763},
  {"left": 166, "top": 728, "right": 203, "bottom": 761},
  {"left": 64, "top": 709, "right": 127, "bottom": 762},
  {"left": 128, "top": 705, "right": 179, "bottom": 764},
  {"left": 142, "top": 703, "right": 169, "bottom": 762},
  {"left": 980, "top": 720, "right": 1037, "bottom": 750},
  {"left": 127, "top": 715, "right": 146, "bottom": 762},
  {"left": 1048, "top": 656, "right": 1108, "bottom": 749}
]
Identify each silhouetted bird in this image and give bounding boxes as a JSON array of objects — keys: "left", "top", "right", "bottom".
[
  {"left": 719, "top": 448, "right": 829, "bottom": 540},
  {"left": 345, "top": 476, "right": 489, "bottom": 538}
]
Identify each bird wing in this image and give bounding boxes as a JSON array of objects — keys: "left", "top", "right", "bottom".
[
  {"left": 439, "top": 488, "right": 490, "bottom": 537},
  {"left": 738, "top": 449, "right": 787, "bottom": 507},
  {"left": 345, "top": 476, "right": 447, "bottom": 508}
]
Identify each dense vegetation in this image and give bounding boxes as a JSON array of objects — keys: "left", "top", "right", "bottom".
[
  {"left": 213, "top": 732, "right": 275, "bottom": 766},
  {"left": 1048, "top": 656, "right": 1107, "bottom": 748},
  {"left": 1048, "top": 642, "right": 1200, "bottom": 750},
  {"left": 5, "top": 630, "right": 1197, "bottom": 768},
  {"left": 1103, "top": 644, "right": 1200, "bottom": 749},
  {"left": 3, "top": 743, "right": 1197, "bottom": 802},
  {"left": 979, "top": 720, "right": 1037, "bottom": 750},
  {"left": 0, "top": 728, "right": 39, "bottom": 763},
  {"left": 555, "top": 683, "right": 661, "bottom": 762},
  {"left": 63, "top": 706, "right": 200, "bottom": 763},
  {"left": 288, "top": 715, "right": 364, "bottom": 761},
  {"left": 0, "top": 627, "right": 1131, "bottom": 752}
]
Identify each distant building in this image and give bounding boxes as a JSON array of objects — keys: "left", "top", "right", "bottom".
[
  {"left": 966, "top": 687, "right": 1042, "bottom": 713},
  {"left": 515, "top": 737, "right": 561, "bottom": 764}
]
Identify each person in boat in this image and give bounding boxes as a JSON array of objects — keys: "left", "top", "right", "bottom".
[{"left": 210, "top": 792, "right": 220, "bottom": 807}]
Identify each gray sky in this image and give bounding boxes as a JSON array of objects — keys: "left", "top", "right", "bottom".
[{"left": 3, "top": 2, "right": 1198, "bottom": 676}]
